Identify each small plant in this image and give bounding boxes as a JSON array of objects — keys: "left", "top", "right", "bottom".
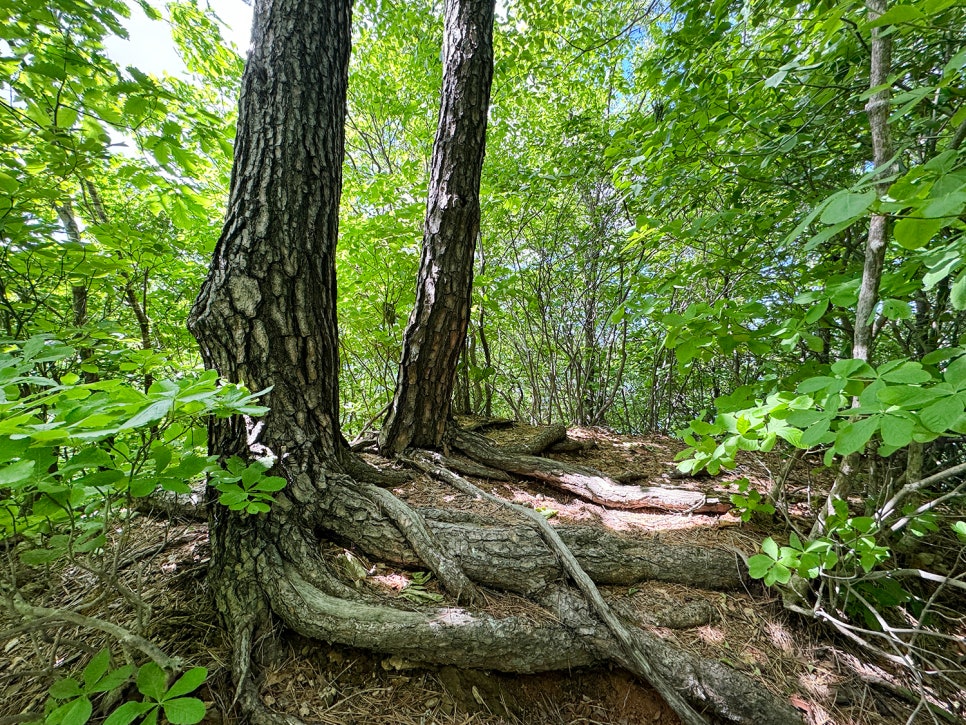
[
  {"left": 42, "top": 651, "right": 207, "bottom": 725},
  {"left": 103, "top": 663, "right": 207, "bottom": 725},
  {"left": 44, "top": 649, "right": 134, "bottom": 725},
  {"left": 728, "top": 478, "right": 775, "bottom": 522},
  {"left": 399, "top": 571, "right": 444, "bottom": 604},
  {"left": 209, "top": 456, "right": 287, "bottom": 514}
]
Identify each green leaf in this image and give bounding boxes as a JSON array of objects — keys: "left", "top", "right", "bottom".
[
  {"left": 820, "top": 190, "right": 875, "bottom": 225},
  {"left": 834, "top": 416, "right": 879, "bottom": 456},
  {"left": 136, "top": 662, "right": 168, "bottom": 701},
  {"left": 831, "top": 359, "right": 875, "bottom": 379},
  {"left": 804, "top": 300, "right": 828, "bottom": 324},
  {"left": 49, "top": 678, "right": 83, "bottom": 700},
  {"left": 120, "top": 399, "right": 172, "bottom": 430},
  {"left": 801, "top": 419, "right": 834, "bottom": 447},
  {"left": 952, "top": 521, "right": 966, "bottom": 542},
  {"left": 877, "top": 386, "right": 942, "bottom": 407},
  {"left": 921, "top": 189, "right": 966, "bottom": 219},
  {"left": 162, "top": 698, "right": 206, "bottom": 725},
  {"left": 253, "top": 476, "right": 286, "bottom": 492},
  {"left": 761, "top": 537, "right": 779, "bottom": 559},
  {"left": 103, "top": 701, "right": 149, "bottom": 725},
  {"left": 48, "top": 697, "right": 92, "bottom": 725},
  {"left": 129, "top": 476, "right": 161, "bottom": 498},
  {"left": 0, "top": 459, "right": 35, "bottom": 485},
  {"left": 797, "top": 376, "right": 839, "bottom": 394},
  {"left": 21, "top": 547, "right": 66, "bottom": 565},
  {"left": 218, "top": 489, "right": 247, "bottom": 507},
  {"left": 893, "top": 216, "right": 945, "bottom": 249},
  {"left": 165, "top": 667, "right": 207, "bottom": 699},
  {"left": 879, "top": 415, "right": 915, "bottom": 448},
  {"left": 951, "top": 271, "right": 966, "bottom": 310},
  {"left": 91, "top": 665, "right": 135, "bottom": 693},
  {"left": 0, "top": 171, "right": 20, "bottom": 193},
  {"left": 879, "top": 362, "right": 932, "bottom": 384},
  {"left": 879, "top": 299, "right": 912, "bottom": 320},
  {"left": 152, "top": 444, "right": 172, "bottom": 473},
  {"left": 767, "top": 563, "right": 792, "bottom": 585},
  {"left": 747, "top": 554, "right": 773, "bottom": 579},
  {"left": 867, "top": 4, "right": 924, "bottom": 27},
  {"left": 764, "top": 70, "right": 787, "bottom": 88},
  {"left": 919, "top": 395, "right": 965, "bottom": 433},
  {"left": 945, "top": 355, "right": 966, "bottom": 388},
  {"left": 83, "top": 649, "right": 111, "bottom": 689}
]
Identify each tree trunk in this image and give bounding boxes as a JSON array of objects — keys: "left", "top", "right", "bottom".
[
  {"left": 379, "top": 0, "right": 496, "bottom": 454},
  {"left": 813, "top": 0, "right": 894, "bottom": 537},
  {"left": 188, "top": 0, "right": 353, "bottom": 710}
]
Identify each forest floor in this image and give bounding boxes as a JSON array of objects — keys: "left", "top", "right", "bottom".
[{"left": 2, "top": 425, "right": 963, "bottom": 724}]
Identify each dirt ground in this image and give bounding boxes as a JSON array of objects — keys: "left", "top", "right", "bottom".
[{"left": 2, "top": 426, "right": 963, "bottom": 724}]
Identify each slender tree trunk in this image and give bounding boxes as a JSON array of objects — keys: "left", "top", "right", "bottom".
[
  {"left": 380, "top": 0, "right": 496, "bottom": 454},
  {"left": 56, "top": 202, "right": 98, "bottom": 382},
  {"left": 813, "top": 0, "right": 894, "bottom": 537}
]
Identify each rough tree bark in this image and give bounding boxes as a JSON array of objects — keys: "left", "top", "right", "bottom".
[
  {"left": 187, "top": 1, "right": 800, "bottom": 723},
  {"left": 379, "top": 0, "right": 495, "bottom": 454}
]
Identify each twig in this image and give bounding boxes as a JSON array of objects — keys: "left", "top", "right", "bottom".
[
  {"left": 9, "top": 597, "right": 182, "bottom": 672},
  {"left": 876, "top": 462, "right": 966, "bottom": 524}
]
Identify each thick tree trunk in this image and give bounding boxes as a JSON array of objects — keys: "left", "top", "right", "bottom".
[
  {"left": 380, "top": 0, "right": 496, "bottom": 454},
  {"left": 189, "top": 0, "right": 348, "bottom": 459},
  {"left": 188, "top": 0, "right": 353, "bottom": 708}
]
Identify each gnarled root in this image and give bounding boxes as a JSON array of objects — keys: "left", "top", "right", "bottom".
[{"left": 452, "top": 428, "right": 727, "bottom": 513}]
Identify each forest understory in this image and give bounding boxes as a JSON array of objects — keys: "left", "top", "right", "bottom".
[{"left": 3, "top": 423, "right": 962, "bottom": 725}]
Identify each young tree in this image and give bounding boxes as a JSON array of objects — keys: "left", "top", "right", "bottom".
[{"left": 379, "top": 0, "right": 496, "bottom": 454}]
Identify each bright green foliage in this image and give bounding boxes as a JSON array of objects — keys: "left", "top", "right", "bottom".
[
  {"left": 210, "top": 456, "right": 287, "bottom": 515},
  {"left": 0, "top": 337, "right": 273, "bottom": 559},
  {"left": 728, "top": 478, "right": 776, "bottom": 522},
  {"left": 42, "top": 650, "right": 206, "bottom": 725},
  {"left": 747, "top": 503, "right": 930, "bottom": 628},
  {"left": 677, "top": 351, "right": 966, "bottom": 473},
  {"left": 399, "top": 571, "right": 444, "bottom": 604},
  {"left": 1, "top": 0, "right": 963, "bottom": 699}
]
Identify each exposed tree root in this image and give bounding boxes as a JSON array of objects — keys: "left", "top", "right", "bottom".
[
  {"left": 405, "top": 452, "right": 708, "bottom": 725},
  {"left": 432, "top": 452, "right": 512, "bottom": 481},
  {"left": 452, "top": 428, "right": 728, "bottom": 513},
  {"left": 312, "top": 476, "right": 746, "bottom": 593},
  {"left": 501, "top": 423, "right": 568, "bottom": 454},
  {"left": 212, "top": 454, "right": 801, "bottom": 725},
  {"left": 204, "top": 447, "right": 793, "bottom": 725},
  {"left": 360, "top": 482, "right": 479, "bottom": 602}
]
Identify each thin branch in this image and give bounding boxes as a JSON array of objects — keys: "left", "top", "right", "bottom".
[{"left": 9, "top": 598, "right": 182, "bottom": 671}]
